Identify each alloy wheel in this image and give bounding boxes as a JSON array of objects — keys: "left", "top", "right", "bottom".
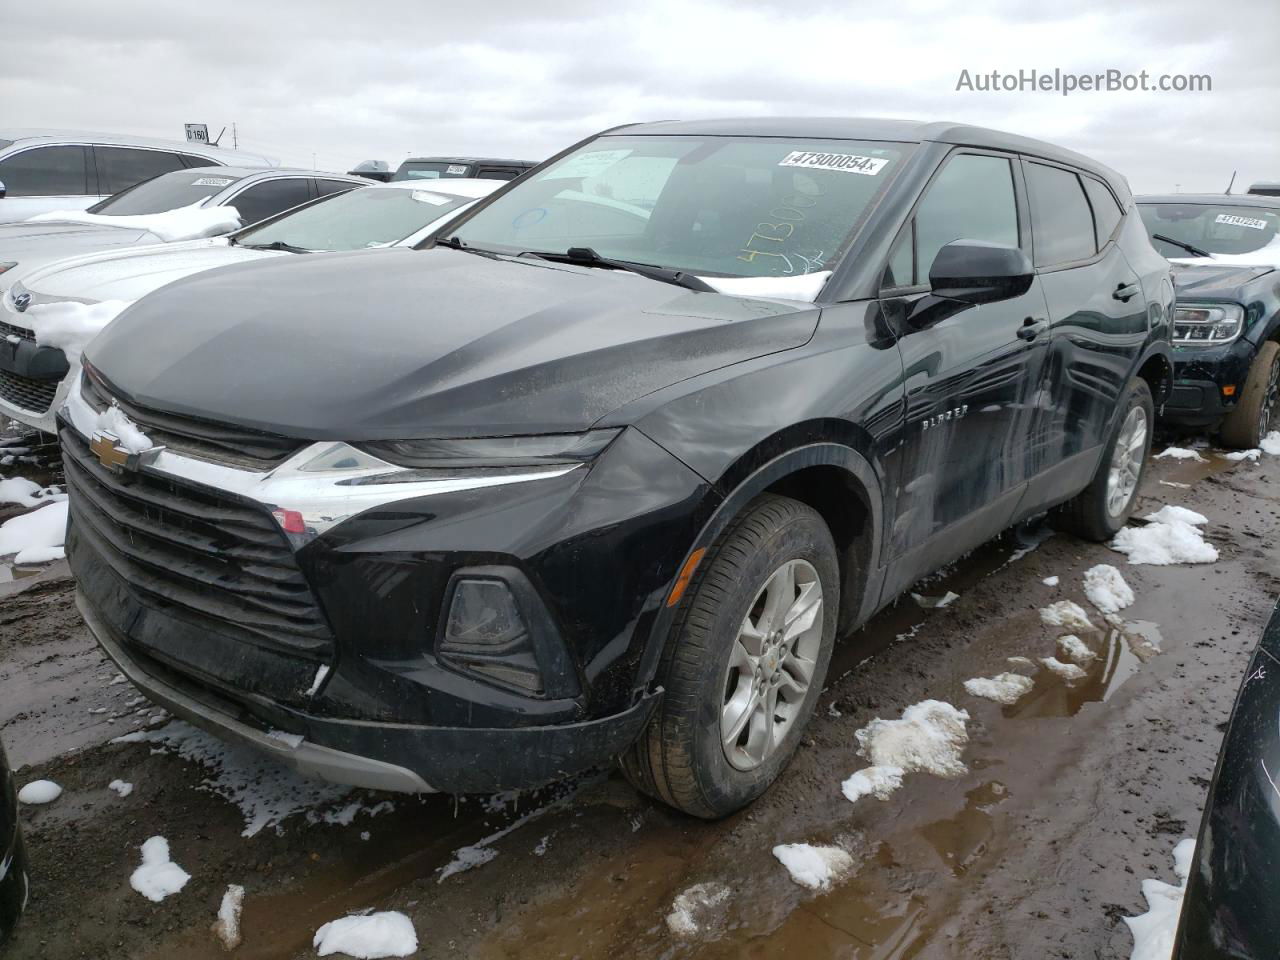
[
  {"left": 1106, "top": 406, "right": 1148, "bottom": 518},
  {"left": 720, "top": 558, "right": 823, "bottom": 771},
  {"left": 1258, "top": 355, "right": 1280, "bottom": 439}
]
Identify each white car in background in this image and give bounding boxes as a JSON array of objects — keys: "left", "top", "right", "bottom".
[
  {"left": 0, "top": 166, "right": 366, "bottom": 291},
  {"left": 0, "top": 129, "right": 275, "bottom": 224},
  {"left": 0, "top": 177, "right": 504, "bottom": 433}
]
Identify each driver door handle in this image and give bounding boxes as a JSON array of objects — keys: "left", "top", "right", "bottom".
[
  {"left": 1113, "top": 281, "right": 1141, "bottom": 302},
  {"left": 1017, "top": 317, "right": 1048, "bottom": 341}
]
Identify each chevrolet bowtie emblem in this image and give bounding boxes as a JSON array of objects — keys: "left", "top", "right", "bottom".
[{"left": 89, "top": 431, "right": 163, "bottom": 473}]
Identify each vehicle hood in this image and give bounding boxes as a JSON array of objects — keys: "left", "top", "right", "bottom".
[
  {"left": 86, "top": 247, "right": 821, "bottom": 441},
  {"left": 1170, "top": 261, "right": 1275, "bottom": 299},
  {"left": 19, "top": 238, "right": 283, "bottom": 307}
]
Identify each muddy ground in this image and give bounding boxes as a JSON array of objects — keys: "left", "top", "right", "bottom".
[{"left": 2, "top": 443, "right": 1276, "bottom": 960}]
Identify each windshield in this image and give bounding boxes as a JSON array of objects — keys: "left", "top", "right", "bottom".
[
  {"left": 89, "top": 170, "right": 244, "bottom": 216},
  {"left": 449, "top": 136, "right": 907, "bottom": 279},
  {"left": 392, "top": 161, "right": 474, "bottom": 181},
  {"left": 237, "top": 186, "right": 474, "bottom": 251},
  {"left": 1139, "top": 202, "right": 1280, "bottom": 258}
]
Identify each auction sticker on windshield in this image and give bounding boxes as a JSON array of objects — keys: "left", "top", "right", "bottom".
[
  {"left": 1215, "top": 213, "right": 1269, "bottom": 230},
  {"left": 544, "top": 149, "right": 632, "bottom": 180},
  {"left": 410, "top": 191, "right": 450, "bottom": 205},
  {"left": 778, "top": 152, "right": 888, "bottom": 175},
  {"left": 192, "top": 176, "right": 235, "bottom": 187}
]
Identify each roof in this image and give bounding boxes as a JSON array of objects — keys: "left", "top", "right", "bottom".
[
  {"left": 1137, "top": 193, "right": 1280, "bottom": 209},
  {"left": 399, "top": 157, "right": 536, "bottom": 167},
  {"left": 0, "top": 128, "right": 276, "bottom": 167},
  {"left": 609, "top": 117, "right": 1127, "bottom": 194}
]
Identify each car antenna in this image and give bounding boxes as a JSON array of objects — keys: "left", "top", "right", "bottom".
[
  {"left": 211, "top": 126, "right": 228, "bottom": 148},
  {"left": 1225, "top": 170, "right": 1237, "bottom": 195}
]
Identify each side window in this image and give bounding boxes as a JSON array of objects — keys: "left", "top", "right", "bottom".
[
  {"left": 94, "top": 147, "right": 186, "bottom": 196},
  {"left": 179, "top": 154, "right": 219, "bottom": 169},
  {"left": 1082, "top": 177, "right": 1123, "bottom": 249},
  {"left": 1025, "top": 162, "right": 1096, "bottom": 267},
  {"left": 913, "top": 154, "right": 1019, "bottom": 282},
  {"left": 226, "top": 178, "right": 313, "bottom": 225},
  {"left": 315, "top": 179, "right": 358, "bottom": 199},
  {"left": 0, "top": 145, "right": 89, "bottom": 197}
]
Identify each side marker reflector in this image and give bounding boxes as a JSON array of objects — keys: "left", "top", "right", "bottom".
[{"left": 667, "top": 547, "right": 707, "bottom": 608}]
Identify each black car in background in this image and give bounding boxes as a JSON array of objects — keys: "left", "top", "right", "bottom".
[
  {"left": 65, "top": 119, "right": 1172, "bottom": 818},
  {"left": 0, "top": 737, "right": 28, "bottom": 943},
  {"left": 1138, "top": 194, "right": 1280, "bottom": 447},
  {"left": 390, "top": 156, "right": 536, "bottom": 182},
  {"left": 1174, "top": 599, "right": 1280, "bottom": 958}
]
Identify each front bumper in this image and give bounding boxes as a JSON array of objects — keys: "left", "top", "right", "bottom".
[
  {"left": 1160, "top": 339, "right": 1257, "bottom": 426},
  {"left": 83, "top": 588, "right": 662, "bottom": 794}
]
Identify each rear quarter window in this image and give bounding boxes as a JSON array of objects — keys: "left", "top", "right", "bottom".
[
  {"left": 1026, "top": 162, "right": 1097, "bottom": 267},
  {"left": 1082, "top": 177, "right": 1124, "bottom": 248}
]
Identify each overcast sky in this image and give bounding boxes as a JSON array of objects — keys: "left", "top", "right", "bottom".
[{"left": 4, "top": 0, "right": 1276, "bottom": 194}]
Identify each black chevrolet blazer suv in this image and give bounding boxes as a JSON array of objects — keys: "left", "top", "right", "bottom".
[
  {"left": 1139, "top": 194, "right": 1280, "bottom": 448},
  {"left": 63, "top": 119, "right": 1173, "bottom": 817}
]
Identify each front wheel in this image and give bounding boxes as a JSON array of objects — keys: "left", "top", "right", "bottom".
[
  {"left": 620, "top": 494, "right": 839, "bottom": 818},
  {"left": 1056, "top": 378, "right": 1154, "bottom": 541},
  {"left": 1219, "top": 341, "right": 1280, "bottom": 450}
]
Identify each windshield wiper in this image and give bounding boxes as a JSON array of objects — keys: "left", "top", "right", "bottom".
[
  {"left": 520, "top": 247, "right": 714, "bottom": 292},
  {"left": 431, "top": 234, "right": 502, "bottom": 259},
  {"left": 238, "top": 240, "right": 314, "bottom": 254},
  {"left": 1153, "top": 233, "right": 1212, "bottom": 259}
]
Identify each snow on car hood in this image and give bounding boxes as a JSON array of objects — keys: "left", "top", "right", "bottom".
[
  {"left": 17, "top": 238, "right": 286, "bottom": 307},
  {"left": 85, "top": 247, "right": 822, "bottom": 441},
  {"left": 25, "top": 201, "right": 242, "bottom": 243},
  {"left": 1171, "top": 234, "right": 1280, "bottom": 270}
]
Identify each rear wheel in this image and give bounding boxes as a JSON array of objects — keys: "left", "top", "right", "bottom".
[
  {"left": 1056, "top": 378, "right": 1154, "bottom": 541},
  {"left": 621, "top": 494, "right": 838, "bottom": 818},
  {"left": 1219, "top": 341, "right": 1280, "bottom": 449}
]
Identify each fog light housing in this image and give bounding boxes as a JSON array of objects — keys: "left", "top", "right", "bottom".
[{"left": 439, "top": 577, "right": 546, "bottom": 695}]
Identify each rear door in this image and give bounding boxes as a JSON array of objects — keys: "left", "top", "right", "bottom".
[
  {"left": 1023, "top": 161, "right": 1148, "bottom": 495},
  {"left": 92, "top": 146, "right": 187, "bottom": 198},
  {"left": 879, "top": 150, "right": 1050, "bottom": 589}
]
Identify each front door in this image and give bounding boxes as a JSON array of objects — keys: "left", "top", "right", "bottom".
[{"left": 878, "top": 150, "right": 1050, "bottom": 596}]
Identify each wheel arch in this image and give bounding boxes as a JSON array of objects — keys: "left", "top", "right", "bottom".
[
  {"left": 633, "top": 430, "right": 885, "bottom": 697},
  {"left": 1133, "top": 342, "right": 1174, "bottom": 407}
]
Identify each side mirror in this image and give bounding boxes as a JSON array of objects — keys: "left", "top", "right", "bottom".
[
  {"left": 0, "top": 180, "right": 7, "bottom": 199},
  {"left": 928, "top": 239, "right": 1034, "bottom": 305}
]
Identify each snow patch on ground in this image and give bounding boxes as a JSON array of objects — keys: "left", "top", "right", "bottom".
[
  {"left": 1057, "top": 635, "right": 1097, "bottom": 664},
  {"left": 113, "top": 721, "right": 351, "bottom": 837},
  {"left": 212, "top": 884, "right": 245, "bottom": 950},
  {"left": 27, "top": 202, "right": 241, "bottom": 242},
  {"left": 0, "top": 477, "right": 57, "bottom": 508},
  {"left": 772, "top": 843, "right": 854, "bottom": 890},
  {"left": 1042, "top": 575, "right": 1059, "bottom": 587},
  {"left": 437, "top": 798, "right": 562, "bottom": 883},
  {"left": 912, "top": 590, "right": 959, "bottom": 609},
  {"left": 698, "top": 270, "right": 830, "bottom": 303},
  {"left": 1123, "top": 839, "right": 1195, "bottom": 960},
  {"left": 17, "top": 779, "right": 62, "bottom": 804},
  {"left": 27, "top": 299, "right": 134, "bottom": 364},
  {"left": 1111, "top": 506, "right": 1218, "bottom": 566},
  {"left": 1040, "top": 657, "right": 1088, "bottom": 681},
  {"left": 1261, "top": 431, "right": 1280, "bottom": 455},
  {"left": 1006, "top": 655, "right": 1035, "bottom": 668},
  {"left": 963, "top": 673, "right": 1035, "bottom": 705},
  {"left": 1083, "top": 564, "right": 1134, "bottom": 614},
  {"left": 851, "top": 699, "right": 970, "bottom": 791},
  {"left": 666, "top": 881, "right": 732, "bottom": 937},
  {"left": 1040, "top": 600, "right": 1095, "bottom": 632},
  {"left": 1154, "top": 446, "right": 1206, "bottom": 462},
  {"left": 130, "top": 836, "right": 190, "bottom": 902},
  {"left": 108, "top": 779, "right": 133, "bottom": 798},
  {"left": 0, "top": 500, "right": 67, "bottom": 563},
  {"left": 313, "top": 911, "right": 418, "bottom": 959},
  {"left": 1221, "top": 448, "right": 1260, "bottom": 461},
  {"left": 841, "top": 765, "right": 904, "bottom": 802}
]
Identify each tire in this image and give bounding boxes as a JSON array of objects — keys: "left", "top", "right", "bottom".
[
  {"left": 1219, "top": 341, "right": 1280, "bottom": 450},
  {"left": 1056, "top": 378, "right": 1155, "bottom": 541},
  {"left": 620, "top": 494, "right": 839, "bottom": 819}
]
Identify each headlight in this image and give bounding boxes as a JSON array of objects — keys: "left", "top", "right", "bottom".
[
  {"left": 1173, "top": 303, "right": 1244, "bottom": 345},
  {"left": 0, "top": 262, "right": 16, "bottom": 277},
  {"left": 354, "top": 429, "right": 620, "bottom": 471}
]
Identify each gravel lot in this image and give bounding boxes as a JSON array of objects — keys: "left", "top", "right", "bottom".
[{"left": 1, "top": 443, "right": 1275, "bottom": 959}]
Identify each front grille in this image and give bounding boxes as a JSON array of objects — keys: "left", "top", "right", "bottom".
[
  {"left": 0, "top": 320, "right": 34, "bottom": 342},
  {"left": 0, "top": 367, "right": 58, "bottom": 414},
  {"left": 62, "top": 426, "right": 333, "bottom": 662},
  {"left": 82, "top": 366, "right": 305, "bottom": 470}
]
